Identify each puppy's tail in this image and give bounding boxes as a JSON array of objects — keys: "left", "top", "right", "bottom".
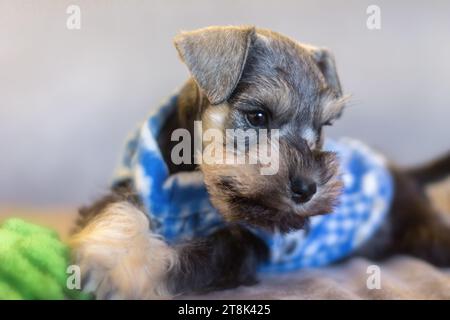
[{"left": 406, "top": 151, "right": 450, "bottom": 186}]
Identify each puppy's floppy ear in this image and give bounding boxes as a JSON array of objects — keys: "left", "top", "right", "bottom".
[
  {"left": 174, "top": 25, "right": 255, "bottom": 105},
  {"left": 307, "top": 47, "right": 343, "bottom": 97}
]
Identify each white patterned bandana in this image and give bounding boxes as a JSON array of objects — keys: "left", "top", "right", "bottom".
[{"left": 113, "top": 95, "right": 394, "bottom": 273}]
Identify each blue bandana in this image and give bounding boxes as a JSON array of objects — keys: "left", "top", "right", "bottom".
[{"left": 113, "top": 95, "right": 393, "bottom": 273}]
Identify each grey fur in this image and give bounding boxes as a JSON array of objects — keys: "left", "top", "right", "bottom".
[
  {"left": 168, "top": 26, "right": 347, "bottom": 232},
  {"left": 72, "top": 25, "right": 450, "bottom": 299}
]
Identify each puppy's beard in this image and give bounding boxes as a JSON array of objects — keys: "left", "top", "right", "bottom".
[
  {"left": 290, "top": 150, "right": 343, "bottom": 217},
  {"left": 201, "top": 142, "right": 342, "bottom": 233}
]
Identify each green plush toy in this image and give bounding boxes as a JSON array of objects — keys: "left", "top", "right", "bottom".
[{"left": 0, "top": 218, "right": 91, "bottom": 300}]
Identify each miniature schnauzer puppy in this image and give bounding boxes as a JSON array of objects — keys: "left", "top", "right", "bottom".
[{"left": 70, "top": 26, "right": 450, "bottom": 299}]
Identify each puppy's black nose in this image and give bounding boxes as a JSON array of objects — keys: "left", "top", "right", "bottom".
[{"left": 291, "top": 178, "right": 317, "bottom": 203}]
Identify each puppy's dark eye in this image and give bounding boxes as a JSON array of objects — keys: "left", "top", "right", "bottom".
[
  {"left": 322, "top": 120, "right": 333, "bottom": 126},
  {"left": 246, "top": 111, "right": 268, "bottom": 127}
]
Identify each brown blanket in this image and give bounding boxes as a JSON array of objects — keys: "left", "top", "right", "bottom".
[{"left": 183, "top": 256, "right": 450, "bottom": 300}]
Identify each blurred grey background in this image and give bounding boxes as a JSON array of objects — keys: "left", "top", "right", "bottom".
[{"left": 1, "top": 0, "right": 449, "bottom": 206}]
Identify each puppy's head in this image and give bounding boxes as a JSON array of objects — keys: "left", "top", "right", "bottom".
[{"left": 174, "top": 26, "right": 346, "bottom": 233}]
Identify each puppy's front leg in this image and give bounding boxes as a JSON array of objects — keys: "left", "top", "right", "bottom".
[
  {"left": 166, "top": 225, "right": 269, "bottom": 295},
  {"left": 71, "top": 196, "right": 267, "bottom": 298},
  {"left": 70, "top": 200, "right": 177, "bottom": 299}
]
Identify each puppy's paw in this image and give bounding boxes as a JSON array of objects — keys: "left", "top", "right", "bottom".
[{"left": 70, "top": 201, "right": 177, "bottom": 299}]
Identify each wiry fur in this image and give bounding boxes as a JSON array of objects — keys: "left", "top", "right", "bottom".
[
  {"left": 194, "top": 27, "right": 346, "bottom": 232},
  {"left": 71, "top": 25, "right": 450, "bottom": 299}
]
